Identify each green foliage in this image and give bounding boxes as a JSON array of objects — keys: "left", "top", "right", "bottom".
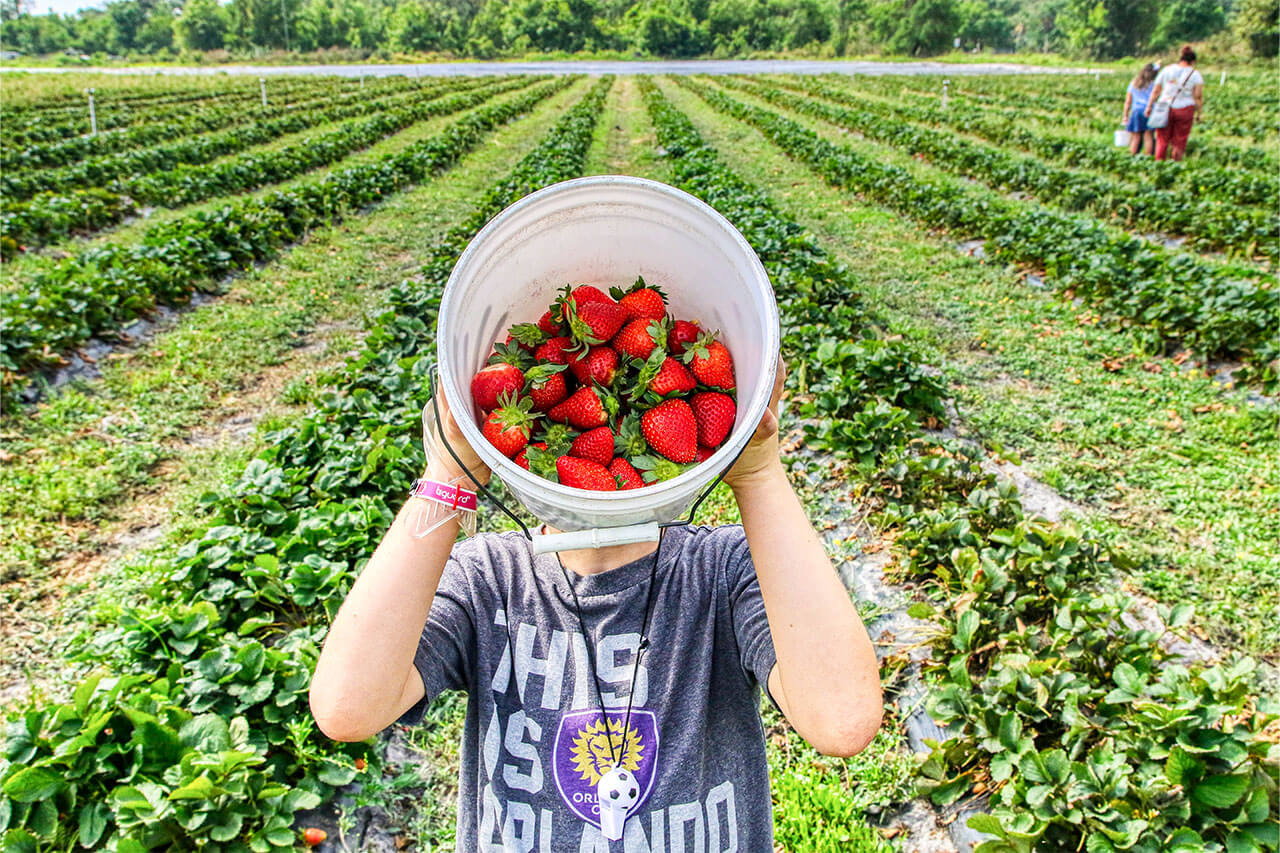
[
  {"left": 1057, "top": 0, "right": 1157, "bottom": 57},
  {"left": 178, "top": 0, "right": 231, "bottom": 50},
  {"left": 682, "top": 78, "right": 1279, "bottom": 373},
  {"left": 724, "top": 76, "right": 1279, "bottom": 261},
  {"left": 888, "top": 449, "right": 1279, "bottom": 851},
  {"left": 868, "top": 0, "right": 962, "bottom": 55},
  {"left": 0, "top": 75, "right": 614, "bottom": 849},
  {"left": 0, "top": 77, "right": 567, "bottom": 390},
  {"left": 1232, "top": 0, "right": 1280, "bottom": 56},
  {"left": 1150, "top": 0, "right": 1226, "bottom": 49}
]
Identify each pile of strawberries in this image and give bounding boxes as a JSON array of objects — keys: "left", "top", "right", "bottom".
[{"left": 469, "top": 279, "right": 737, "bottom": 491}]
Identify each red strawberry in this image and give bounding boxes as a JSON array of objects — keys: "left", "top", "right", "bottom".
[
  {"left": 471, "top": 363, "right": 524, "bottom": 412},
  {"left": 571, "top": 300, "right": 627, "bottom": 347},
  {"left": 534, "top": 336, "right": 574, "bottom": 366},
  {"left": 570, "top": 426, "right": 615, "bottom": 467},
  {"left": 649, "top": 357, "right": 696, "bottom": 397},
  {"left": 641, "top": 399, "right": 698, "bottom": 463},
  {"left": 557, "top": 456, "right": 618, "bottom": 491},
  {"left": 515, "top": 441, "right": 547, "bottom": 471},
  {"left": 695, "top": 445, "right": 715, "bottom": 463},
  {"left": 525, "top": 363, "right": 569, "bottom": 412},
  {"left": 569, "top": 345, "right": 619, "bottom": 386},
  {"left": 565, "top": 284, "right": 613, "bottom": 307},
  {"left": 561, "top": 285, "right": 627, "bottom": 348},
  {"left": 667, "top": 320, "right": 702, "bottom": 355},
  {"left": 684, "top": 332, "right": 735, "bottom": 390},
  {"left": 303, "top": 828, "right": 327, "bottom": 847},
  {"left": 538, "top": 309, "right": 563, "bottom": 335},
  {"left": 690, "top": 391, "right": 736, "bottom": 448},
  {"left": 612, "top": 318, "right": 667, "bottom": 360},
  {"left": 547, "top": 386, "right": 613, "bottom": 429},
  {"left": 609, "top": 457, "right": 645, "bottom": 490},
  {"left": 611, "top": 278, "right": 667, "bottom": 320},
  {"left": 482, "top": 393, "right": 537, "bottom": 458}
]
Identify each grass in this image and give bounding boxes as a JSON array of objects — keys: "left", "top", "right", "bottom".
[
  {"left": 0, "top": 80, "right": 591, "bottom": 628},
  {"left": 657, "top": 75, "right": 1278, "bottom": 659}
]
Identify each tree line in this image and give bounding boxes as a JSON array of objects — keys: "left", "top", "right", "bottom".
[{"left": 1, "top": 0, "right": 1276, "bottom": 61}]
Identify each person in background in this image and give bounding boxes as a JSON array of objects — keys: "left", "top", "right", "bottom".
[
  {"left": 1147, "top": 45, "right": 1205, "bottom": 161},
  {"left": 1122, "top": 63, "right": 1158, "bottom": 155}
]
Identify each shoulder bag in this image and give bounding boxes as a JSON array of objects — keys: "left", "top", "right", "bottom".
[{"left": 1147, "top": 67, "right": 1194, "bottom": 129}]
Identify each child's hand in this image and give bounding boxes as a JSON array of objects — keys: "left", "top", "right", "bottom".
[
  {"left": 723, "top": 357, "right": 786, "bottom": 491},
  {"left": 424, "top": 385, "right": 492, "bottom": 485}
]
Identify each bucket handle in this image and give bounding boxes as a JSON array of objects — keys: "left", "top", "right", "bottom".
[{"left": 427, "top": 364, "right": 750, "bottom": 545}]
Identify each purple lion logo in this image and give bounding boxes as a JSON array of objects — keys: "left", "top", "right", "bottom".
[{"left": 552, "top": 709, "right": 659, "bottom": 829}]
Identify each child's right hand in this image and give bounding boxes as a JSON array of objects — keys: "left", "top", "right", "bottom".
[{"left": 425, "top": 384, "right": 491, "bottom": 486}]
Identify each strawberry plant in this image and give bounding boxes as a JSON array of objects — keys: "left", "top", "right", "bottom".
[
  {"left": 0, "top": 76, "right": 456, "bottom": 202},
  {"left": 0, "top": 77, "right": 570, "bottom": 396},
  {"left": 0, "top": 75, "right": 614, "bottom": 850},
  {"left": 641, "top": 77, "right": 1277, "bottom": 850},
  {"left": 727, "top": 77, "right": 1279, "bottom": 263},
  {"left": 779, "top": 76, "right": 1279, "bottom": 209},
  {"left": 679, "top": 78, "right": 1278, "bottom": 375}
]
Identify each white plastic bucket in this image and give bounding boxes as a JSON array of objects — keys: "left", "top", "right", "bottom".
[{"left": 436, "top": 176, "right": 780, "bottom": 548}]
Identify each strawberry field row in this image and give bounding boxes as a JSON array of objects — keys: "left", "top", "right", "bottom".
[
  {"left": 1, "top": 76, "right": 429, "bottom": 172},
  {"left": 778, "top": 76, "right": 1277, "bottom": 210},
  {"left": 644, "top": 77, "right": 1277, "bottom": 853},
  {"left": 857, "top": 78, "right": 1279, "bottom": 174},
  {"left": 2, "top": 77, "right": 352, "bottom": 147},
  {"left": 0, "top": 75, "right": 611, "bottom": 851},
  {"left": 883, "top": 76, "right": 1280, "bottom": 151},
  {"left": 0, "top": 76, "right": 485, "bottom": 203},
  {"left": 679, "top": 77, "right": 1278, "bottom": 373},
  {"left": 1, "top": 76, "right": 335, "bottom": 123},
  {"left": 1, "top": 77, "right": 522, "bottom": 251},
  {"left": 726, "top": 77, "right": 1278, "bottom": 264},
  {"left": 0, "top": 77, "right": 563, "bottom": 392}
]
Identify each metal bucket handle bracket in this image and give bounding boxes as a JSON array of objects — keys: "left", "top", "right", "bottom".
[{"left": 426, "top": 364, "right": 751, "bottom": 552}]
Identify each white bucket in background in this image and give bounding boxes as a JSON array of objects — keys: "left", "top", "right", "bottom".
[{"left": 436, "top": 176, "right": 780, "bottom": 545}]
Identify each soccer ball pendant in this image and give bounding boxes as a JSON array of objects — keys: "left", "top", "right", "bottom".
[{"left": 596, "top": 766, "right": 640, "bottom": 840}]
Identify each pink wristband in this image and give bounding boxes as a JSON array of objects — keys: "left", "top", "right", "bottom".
[{"left": 409, "top": 478, "right": 479, "bottom": 512}]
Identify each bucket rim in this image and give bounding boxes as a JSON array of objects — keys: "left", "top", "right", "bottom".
[{"left": 437, "top": 175, "right": 781, "bottom": 509}]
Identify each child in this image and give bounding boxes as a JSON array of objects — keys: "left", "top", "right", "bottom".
[{"left": 310, "top": 362, "right": 883, "bottom": 850}]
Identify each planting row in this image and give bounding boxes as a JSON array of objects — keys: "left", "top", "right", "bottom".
[
  {"left": 1, "top": 77, "right": 520, "bottom": 251},
  {"left": 0, "top": 75, "right": 611, "bottom": 851},
  {"left": 644, "top": 77, "right": 1277, "bottom": 852},
  {"left": 856, "top": 77, "right": 1279, "bottom": 174},
  {"left": 727, "top": 77, "right": 1278, "bottom": 264},
  {"left": 679, "top": 78, "right": 1278, "bottom": 373},
  {"left": 1, "top": 77, "right": 425, "bottom": 172},
  {"left": 893, "top": 75, "right": 1280, "bottom": 146},
  {"left": 782, "top": 76, "right": 1277, "bottom": 210},
  {"left": 1, "top": 77, "right": 352, "bottom": 147},
  {"left": 0, "top": 77, "right": 564, "bottom": 393},
  {"left": 0, "top": 76, "right": 468, "bottom": 203}
]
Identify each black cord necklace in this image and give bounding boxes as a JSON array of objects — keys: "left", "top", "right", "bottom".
[{"left": 555, "top": 527, "right": 666, "bottom": 773}]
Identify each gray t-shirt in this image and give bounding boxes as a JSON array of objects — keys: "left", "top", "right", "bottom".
[{"left": 398, "top": 524, "right": 778, "bottom": 852}]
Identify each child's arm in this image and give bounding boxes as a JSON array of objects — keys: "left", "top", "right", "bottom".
[
  {"left": 725, "top": 363, "right": 883, "bottom": 757},
  {"left": 309, "top": 392, "right": 489, "bottom": 742}
]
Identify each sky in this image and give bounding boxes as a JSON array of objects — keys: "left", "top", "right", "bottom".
[{"left": 27, "top": 0, "right": 108, "bottom": 16}]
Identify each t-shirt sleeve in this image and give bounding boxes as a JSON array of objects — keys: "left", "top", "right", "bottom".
[
  {"left": 721, "top": 528, "right": 778, "bottom": 698},
  {"left": 396, "top": 553, "right": 477, "bottom": 726}
]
